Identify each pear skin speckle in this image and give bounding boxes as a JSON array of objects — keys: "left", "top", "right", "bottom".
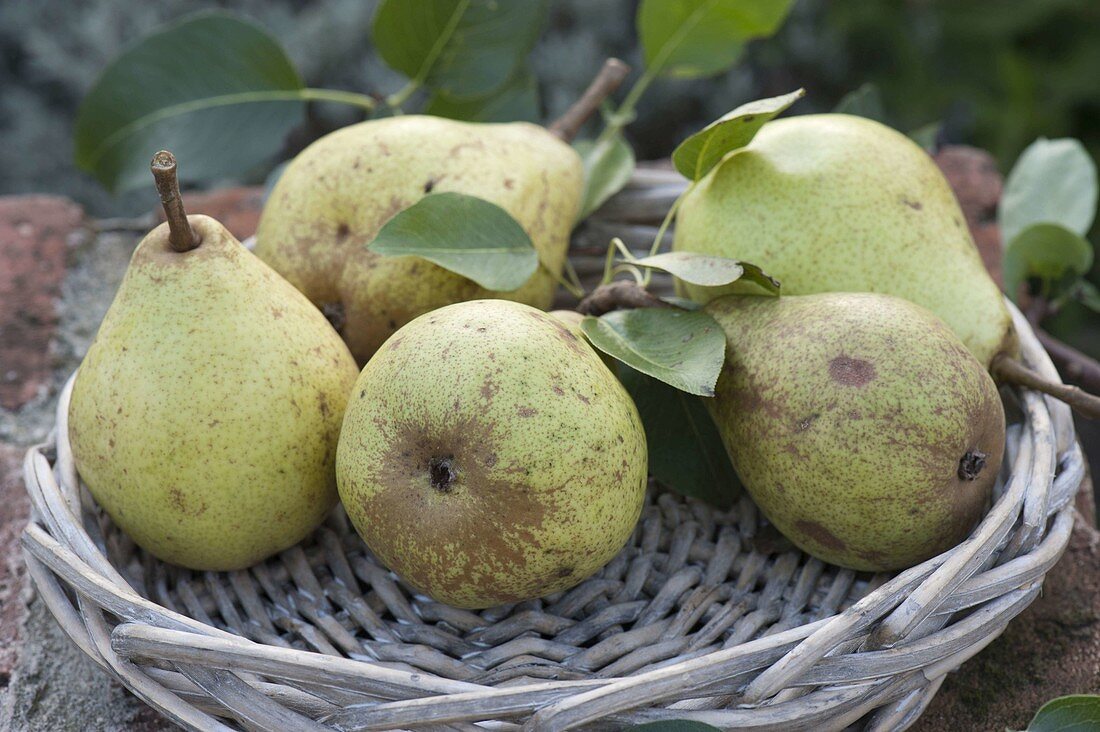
[
  {"left": 69, "top": 216, "right": 360, "bottom": 571},
  {"left": 336, "top": 300, "right": 647, "bottom": 609},
  {"left": 254, "top": 116, "right": 584, "bottom": 364},
  {"left": 705, "top": 293, "right": 1006, "bottom": 572},
  {"left": 674, "top": 114, "right": 1017, "bottom": 368}
]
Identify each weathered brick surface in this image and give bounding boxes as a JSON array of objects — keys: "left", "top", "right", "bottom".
[
  {"left": 155, "top": 186, "right": 264, "bottom": 241},
  {"left": 0, "top": 196, "right": 84, "bottom": 410}
]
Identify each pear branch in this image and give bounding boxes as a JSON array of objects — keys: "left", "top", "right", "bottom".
[
  {"left": 548, "top": 58, "right": 631, "bottom": 143},
  {"left": 150, "top": 150, "right": 199, "bottom": 252},
  {"left": 992, "top": 353, "right": 1100, "bottom": 420},
  {"left": 1024, "top": 295, "right": 1100, "bottom": 396},
  {"left": 577, "top": 280, "right": 670, "bottom": 316}
]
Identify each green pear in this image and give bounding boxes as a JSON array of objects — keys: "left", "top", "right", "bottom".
[
  {"left": 255, "top": 115, "right": 583, "bottom": 364},
  {"left": 548, "top": 309, "right": 619, "bottom": 375},
  {"left": 70, "top": 156, "right": 359, "bottom": 570},
  {"left": 706, "top": 293, "right": 1005, "bottom": 571},
  {"left": 674, "top": 114, "right": 1016, "bottom": 369},
  {"left": 337, "top": 300, "right": 647, "bottom": 608}
]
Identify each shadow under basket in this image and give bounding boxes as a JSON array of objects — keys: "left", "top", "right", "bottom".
[{"left": 21, "top": 303, "right": 1085, "bottom": 732}]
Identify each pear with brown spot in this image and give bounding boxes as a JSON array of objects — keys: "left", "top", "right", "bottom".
[
  {"left": 337, "top": 300, "right": 647, "bottom": 608},
  {"left": 254, "top": 115, "right": 583, "bottom": 364},
  {"left": 705, "top": 292, "right": 1005, "bottom": 571},
  {"left": 69, "top": 152, "right": 359, "bottom": 571},
  {"left": 674, "top": 114, "right": 1016, "bottom": 370}
]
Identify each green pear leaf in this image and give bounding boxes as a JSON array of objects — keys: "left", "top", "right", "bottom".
[
  {"left": 1003, "top": 223, "right": 1094, "bottom": 303},
  {"left": 368, "top": 192, "right": 537, "bottom": 291},
  {"left": 637, "top": 0, "right": 796, "bottom": 79},
  {"left": 1000, "top": 137, "right": 1098, "bottom": 246},
  {"left": 580, "top": 308, "right": 725, "bottom": 396},
  {"left": 425, "top": 67, "right": 539, "bottom": 123},
  {"left": 672, "top": 89, "right": 805, "bottom": 181},
  {"left": 618, "top": 365, "right": 739, "bottom": 508},
  {"left": 373, "top": 0, "right": 547, "bottom": 100},
  {"left": 1025, "top": 695, "right": 1100, "bottom": 732},
  {"left": 632, "top": 252, "right": 780, "bottom": 295},
  {"left": 833, "top": 83, "right": 886, "bottom": 121},
  {"left": 908, "top": 121, "right": 942, "bottom": 152},
  {"left": 74, "top": 11, "right": 306, "bottom": 193},
  {"left": 575, "top": 133, "right": 637, "bottom": 221}
]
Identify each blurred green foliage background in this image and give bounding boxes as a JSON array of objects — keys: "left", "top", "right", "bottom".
[{"left": 1, "top": 0, "right": 1096, "bottom": 375}]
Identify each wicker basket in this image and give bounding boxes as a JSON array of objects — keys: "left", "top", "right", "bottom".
[
  {"left": 22, "top": 208, "right": 1085, "bottom": 729},
  {"left": 21, "top": 303, "right": 1085, "bottom": 731}
]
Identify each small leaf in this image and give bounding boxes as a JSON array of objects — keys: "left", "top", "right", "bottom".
[
  {"left": 368, "top": 192, "right": 537, "bottom": 291},
  {"left": 833, "top": 83, "right": 886, "bottom": 122},
  {"left": 581, "top": 309, "right": 725, "bottom": 397},
  {"left": 618, "top": 365, "right": 739, "bottom": 508},
  {"left": 637, "top": 0, "right": 796, "bottom": 79},
  {"left": 633, "top": 252, "right": 780, "bottom": 295},
  {"left": 74, "top": 11, "right": 305, "bottom": 192},
  {"left": 1027, "top": 695, "right": 1100, "bottom": 732},
  {"left": 1003, "top": 223, "right": 1094, "bottom": 303},
  {"left": 575, "top": 133, "right": 637, "bottom": 221},
  {"left": 425, "top": 68, "right": 540, "bottom": 123},
  {"left": 1000, "top": 137, "right": 1099, "bottom": 246},
  {"left": 373, "top": 0, "right": 548, "bottom": 99},
  {"left": 909, "top": 121, "right": 942, "bottom": 151},
  {"left": 672, "top": 90, "right": 804, "bottom": 180},
  {"left": 628, "top": 722, "right": 724, "bottom": 732}
]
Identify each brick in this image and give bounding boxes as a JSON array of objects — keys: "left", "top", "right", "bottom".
[
  {"left": 0, "top": 196, "right": 84, "bottom": 410},
  {"left": 155, "top": 186, "right": 265, "bottom": 241}
]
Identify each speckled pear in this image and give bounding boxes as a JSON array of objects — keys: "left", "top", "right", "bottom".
[
  {"left": 69, "top": 157, "right": 359, "bottom": 570},
  {"left": 706, "top": 293, "right": 1005, "bottom": 571},
  {"left": 337, "top": 300, "right": 647, "bottom": 608},
  {"left": 674, "top": 114, "right": 1016, "bottom": 368},
  {"left": 255, "top": 116, "right": 583, "bottom": 364}
]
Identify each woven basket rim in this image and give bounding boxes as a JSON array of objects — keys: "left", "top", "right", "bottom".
[{"left": 20, "top": 300, "right": 1085, "bottom": 732}]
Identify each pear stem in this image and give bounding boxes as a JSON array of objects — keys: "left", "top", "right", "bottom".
[
  {"left": 548, "top": 58, "right": 631, "bottom": 143},
  {"left": 577, "top": 280, "right": 670, "bottom": 316},
  {"left": 991, "top": 353, "right": 1100, "bottom": 420},
  {"left": 150, "top": 150, "right": 199, "bottom": 252}
]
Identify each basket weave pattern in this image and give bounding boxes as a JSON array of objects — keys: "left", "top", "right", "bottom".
[{"left": 22, "top": 301, "right": 1085, "bottom": 731}]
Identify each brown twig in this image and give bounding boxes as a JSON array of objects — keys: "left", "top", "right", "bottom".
[
  {"left": 577, "top": 280, "right": 671, "bottom": 316},
  {"left": 548, "top": 58, "right": 631, "bottom": 143},
  {"left": 150, "top": 151, "right": 199, "bottom": 252},
  {"left": 1023, "top": 295, "right": 1100, "bottom": 397},
  {"left": 992, "top": 353, "right": 1100, "bottom": 420}
]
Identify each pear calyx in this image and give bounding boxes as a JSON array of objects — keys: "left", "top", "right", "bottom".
[
  {"left": 151, "top": 150, "right": 200, "bottom": 252},
  {"left": 957, "top": 450, "right": 988, "bottom": 481}
]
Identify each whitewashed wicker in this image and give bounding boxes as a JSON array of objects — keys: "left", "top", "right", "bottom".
[{"left": 21, "top": 171, "right": 1086, "bottom": 730}]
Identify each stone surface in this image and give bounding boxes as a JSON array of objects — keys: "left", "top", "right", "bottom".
[
  {"left": 0, "top": 196, "right": 84, "bottom": 410},
  {"left": 0, "top": 444, "right": 30, "bottom": 685}
]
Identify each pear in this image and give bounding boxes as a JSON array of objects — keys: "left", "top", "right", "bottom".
[
  {"left": 706, "top": 292, "right": 1005, "bottom": 571},
  {"left": 548, "top": 309, "right": 618, "bottom": 375},
  {"left": 336, "top": 300, "right": 647, "bottom": 608},
  {"left": 673, "top": 114, "right": 1016, "bottom": 369},
  {"left": 254, "top": 115, "right": 583, "bottom": 364},
  {"left": 68, "top": 152, "right": 359, "bottom": 571}
]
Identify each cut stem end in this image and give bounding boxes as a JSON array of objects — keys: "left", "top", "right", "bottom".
[{"left": 151, "top": 150, "right": 200, "bottom": 253}]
